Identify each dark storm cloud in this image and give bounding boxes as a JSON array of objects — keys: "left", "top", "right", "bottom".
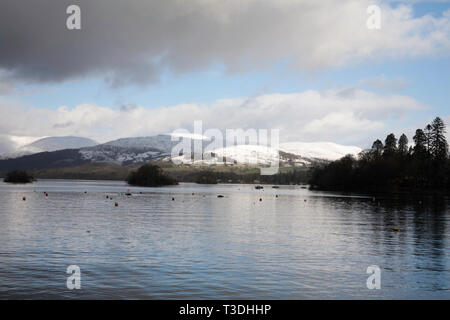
[
  {"left": 0, "top": 0, "right": 362, "bottom": 86},
  {"left": 0, "top": 1, "right": 448, "bottom": 87},
  {"left": 0, "top": 0, "right": 173, "bottom": 85},
  {"left": 1, "top": 0, "right": 287, "bottom": 86}
]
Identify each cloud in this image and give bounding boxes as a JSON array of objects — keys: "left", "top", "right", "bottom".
[
  {"left": 0, "top": 0, "right": 449, "bottom": 86},
  {"left": 0, "top": 73, "right": 16, "bottom": 95},
  {"left": 445, "top": 116, "right": 450, "bottom": 141},
  {"left": 359, "top": 75, "right": 408, "bottom": 92},
  {"left": 0, "top": 135, "right": 15, "bottom": 154},
  {"left": 0, "top": 88, "right": 427, "bottom": 148}
]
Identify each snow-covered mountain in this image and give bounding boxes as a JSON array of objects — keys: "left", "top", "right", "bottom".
[
  {"left": 79, "top": 135, "right": 186, "bottom": 164},
  {"left": 102, "top": 135, "right": 175, "bottom": 152},
  {"left": 171, "top": 144, "right": 311, "bottom": 166},
  {"left": 78, "top": 135, "right": 360, "bottom": 166},
  {"left": 0, "top": 134, "right": 362, "bottom": 170},
  {"left": 1, "top": 136, "right": 98, "bottom": 159},
  {"left": 279, "top": 142, "right": 362, "bottom": 161}
]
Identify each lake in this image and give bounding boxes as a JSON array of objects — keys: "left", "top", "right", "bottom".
[{"left": 0, "top": 179, "right": 448, "bottom": 299}]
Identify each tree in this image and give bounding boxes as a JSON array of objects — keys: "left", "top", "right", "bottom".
[
  {"left": 413, "top": 129, "right": 427, "bottom": 158},
  {"left": 430, "top": 117, "right": 448, "bottom": 161},
  {"left": 371, "top": 139, "right": 384, "bottom": 159},
  {"left": 127, "top": 164, "right": 177, "bottom": 187},
  {"left": 4, "top": 170, "right": 34, "bottom": 183},
  {"left": 398, "top": 134, "right": 409, "bottom": 156},
  {"left": 310, "top": 116, "right": 449, "bottom": 191},
  {"left": 383, "top": 133, "right": 397, "bottom": 157},
  {"left": 425, "top": 124, "right": 433, "bottom": 154}
]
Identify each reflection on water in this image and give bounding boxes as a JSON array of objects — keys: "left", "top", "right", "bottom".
[{"left": 0, "top": 179, "right": 448, "bottom": 299}]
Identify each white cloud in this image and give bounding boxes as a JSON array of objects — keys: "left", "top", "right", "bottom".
[{"left": 0, "top": 88, "right": 428, "bottom": 148}]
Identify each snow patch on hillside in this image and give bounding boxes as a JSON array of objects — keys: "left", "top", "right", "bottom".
[{"left": 279, "top": 142, "right": 361, "bottom": 161}]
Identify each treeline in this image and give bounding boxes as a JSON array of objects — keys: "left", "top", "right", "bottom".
[
  {"left": 127, "top": 164, "right": 177, "bottom": 187},
  {"left": 178, "top": 168, "right": 310, "bottom": 185},
  {"left": 310, "top": 117, "right": 450, "bottom": 192}
]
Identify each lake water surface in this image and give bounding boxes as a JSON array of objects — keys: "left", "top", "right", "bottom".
[{"left": 0, "top": 179, "right": 448, "bottom": 299}]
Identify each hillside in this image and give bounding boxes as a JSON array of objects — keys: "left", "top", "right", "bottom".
[
  {"left": 1, "top": 136, "right": 98, "bottom": 159},
  {"left": 0, "top": 134, "right": 361, "bottom": 174}
]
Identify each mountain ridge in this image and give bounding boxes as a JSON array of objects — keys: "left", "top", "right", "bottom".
[
  {"left": 0, "top": 134, "right": 361, "bottom": 172},
  {"left": 1, "top": 136, "right": 98, "bottom": 159}
]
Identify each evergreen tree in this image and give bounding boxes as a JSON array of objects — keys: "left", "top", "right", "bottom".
[
  {"left": 425, "top": 124, "right": 433, "bottom": 154},
  {"left": 413, "top": 129, "right": 427, "bottom": 158},
  {"left": 127, "top": 164, "right": 177, "bottom": 187},
  {"left": 309, "top": 116, "right": 450, "bottom": 191},
  {"left": 398, "top": 134, "right": 409, "bottom": 156},
  {"left": 383, "top": 133, "right": 397, "bottom": 157},
  {"left": 371, "top": 139, "right": 383, "bottom": 159},
  {"left": 4, "top": 170, "right": 34, "bottom": 183},
  {"left": 430, "top": 117, "right": 448, "bottom": 161}
]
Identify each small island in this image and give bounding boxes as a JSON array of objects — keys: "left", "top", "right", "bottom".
[
  {"left": 127, "top": 164, "right": 177, "bottom": 187},
  {"left": 3, "top": 170, "right": 35, "bottom": 183}
]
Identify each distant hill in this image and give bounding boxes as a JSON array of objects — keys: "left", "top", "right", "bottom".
[
  {"left": 0, "top": 134, "right": 361, "bottom": 174},
  {"left": 0, "top": 149, "right": 87, "bottom": 173},
  {"left": 1, "top": 136, "right": 98, "bottom": 159}
]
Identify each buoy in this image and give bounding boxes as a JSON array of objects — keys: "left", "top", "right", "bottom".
[
  {"left": 259, "top": 198, "right": 262, "bottom": 202},
  {"left": 393, "top": 226, "right": 399, "bottom": 232},
  {"left": 172, "top": 197, "right": 175, "bottom": 201},
  {"left": 106, "top": 195, "right": 109, "bottom": 199},
  {"left": 115, "top": 202, "right": 118, "bottom": 207}
]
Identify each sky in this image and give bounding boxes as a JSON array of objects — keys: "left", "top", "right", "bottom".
[{"left": 0, "top": 0, "right": 449, "bottom": 153}]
